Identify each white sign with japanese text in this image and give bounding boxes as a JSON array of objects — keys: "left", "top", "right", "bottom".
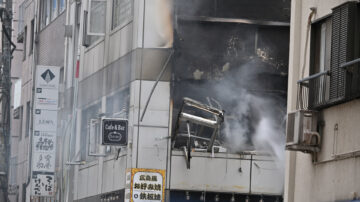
[
  {"left": 31, "top": 172, "right": 55, "bottom": 196},
  {"left": 32, "top": 149, "right": 56, "bottom": 172},
  {"left": 31, "top": 66, "right": 60, "bottom": 197},
  {"left": 34, "top": 66, "right": 60, "bottom": 110},
  {"left": 34, "top": 109, "right": 58, "bottom": 132},
  {"left": 131, "top": 169, "right": 165, "bottom": 202},
  {"left": 33, "top": 131, "right": 56, "bottom": 153}
]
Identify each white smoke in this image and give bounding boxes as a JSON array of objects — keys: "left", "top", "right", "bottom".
[{"left": 210, "top": 60, "right": 286, "bottom": 179}]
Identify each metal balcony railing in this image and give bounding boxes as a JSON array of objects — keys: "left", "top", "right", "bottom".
[
  {"left": 341, "top": 58, "right": 360, "bottom": 99},
  {"left": 297, "top": 70, "right": 331, "bottom": 110},
  {"left": 297, "top": 58, "right": 360, "bottom": 111}
]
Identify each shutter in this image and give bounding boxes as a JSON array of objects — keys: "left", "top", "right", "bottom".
[{"left": 329, "top": 2, "right": 357, "bottom": 101}]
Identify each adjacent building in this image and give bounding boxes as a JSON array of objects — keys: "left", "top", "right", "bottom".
[
  {"left": 285, "top": 0, "right": 360, "bottom": 201},
  {"left": 8, "top": 0, "right": 291, "bottom": 201}
]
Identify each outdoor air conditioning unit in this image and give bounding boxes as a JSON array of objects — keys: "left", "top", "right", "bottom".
[{"left": 286, "top": 110, "right": 321, "bottom": 152}]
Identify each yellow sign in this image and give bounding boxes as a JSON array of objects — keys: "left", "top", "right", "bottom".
[{"left": 130, "top": 168, "right": 166, "bottom": 202}]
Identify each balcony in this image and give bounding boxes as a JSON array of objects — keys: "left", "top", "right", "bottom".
[
  {"left": 297, "top": 58, "right": 360, "bottom": 110},
  {"left": 297, "top": 70, "right": 330, "bottom": 110}
]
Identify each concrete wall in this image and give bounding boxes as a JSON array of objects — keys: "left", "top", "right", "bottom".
[
  {"left": 285, "top": 0, "right": 360, "bottom": 202},
  {"left": 170, "top": 152, "right": 283, "bottom": 195},
  {"left": 69, "top": 0, "right": 285, "bottom": 201},
  {"left": 9, "top": 0, "right": 67, "bottom": 201}
]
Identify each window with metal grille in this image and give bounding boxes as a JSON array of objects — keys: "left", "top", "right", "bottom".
[
  {"left": 330, "top": 2, "right": 360, "bottom": 102},
  {"left": 298, "top": 2, "right": 360, "bottom": 110},
  {"left": 307, "top": 16, "right": 332, "bottom": 109}
]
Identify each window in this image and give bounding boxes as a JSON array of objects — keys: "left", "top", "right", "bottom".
[
  {"left": 112, "top": 0, "right": 133, "bottom": 30},
  {"left": 311, "top": 18, "right": 332, "bottom": 75},
  {"left": 80, "top": 103, "right": 101, "bottom": 160},
  {"left": 25, "top": 101, "right": 31, "bottom": 137},
  {"left": 40, "top": 0, "right": 66, "bottom": 29},
  {"left": 17, "top": 1, "right": 25, "bottom": 42},
  {"left": 88, "top": 0, "right": 106, "bottom": 35},
  {"left": 297, "top": 2, "right": 360, "bottom": 110},
  {"left": 329, "top": 2, "right": 360, "bottom": 100},
  {"left": 23, "top": 26, "right": 27, "bottom": 60},
  {"left": 19, "top": 106, "right": 23, "bottom": 140},
  {"left": 40, "top": 0, "right": 51, "bottom": 29},
  {"left": 83, "top": 0, "right": 106, "bottom": 47},
  {"left": 306, "top": 17, "right": 332, "bottom": 108},
  {"left": 59, "top": 0, "right": 65, "bottom": 13},
  {"left": 9, "top": 157, "right": 17, "bottom": 185},
  {"left": 29, "top": 19, "right": 34, "bottom": 55},
  {"left": 51, "top": 0, "right": 58, "bottom": 20}
]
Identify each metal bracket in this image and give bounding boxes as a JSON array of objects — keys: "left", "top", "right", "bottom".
[{"left": 66, "top": 161, "right": 86, "bottom": 166}]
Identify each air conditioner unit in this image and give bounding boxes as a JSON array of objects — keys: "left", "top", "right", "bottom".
[{"left": 286, "top": 110, "right": 320, "bottom": 152}]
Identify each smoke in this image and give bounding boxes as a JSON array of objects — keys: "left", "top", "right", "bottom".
[
  {"left": 209, "top": 60, "right": 287, "bottom": 178},
  {"left": 149, "top": 0, "right": 173, "bottom": 48}
]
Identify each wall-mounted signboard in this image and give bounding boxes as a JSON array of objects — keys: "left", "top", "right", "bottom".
[
  {"left": 101, "top": 118, "right": 128, "bottom": 146},
  {"left": 126, "top": 168, "right": 165, "bottom": 202},
  {"left": 31, "top": 66, "right": 60, "bottom": 197},
  {"left": 31, "top": 172, "right": 55, "bottom": 196}
]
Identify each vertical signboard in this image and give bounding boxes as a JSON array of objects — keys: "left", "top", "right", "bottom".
[
  {"left": 129, "top": 168, "right": 165, "bottom": 202},
  {"left": 31, "top": 66, "right": 60, "bottom": 197}
]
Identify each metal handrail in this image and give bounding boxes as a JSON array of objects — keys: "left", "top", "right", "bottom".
[
  {"left": 298, "top": 70, "right": 330, "bottom": 83},
  {"left": 340, "top": 58, "right": 360, "bottom": 68}
]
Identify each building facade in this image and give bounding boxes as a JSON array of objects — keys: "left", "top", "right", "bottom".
[
  {"left": 8, "top": 0, "right": 291, "bottom": 201},
  {"left": 285, "top": 0, "right": 360, "bottom": 202},
  {"left": 8, "top": 0, "right": 66, "bottom": 201}
]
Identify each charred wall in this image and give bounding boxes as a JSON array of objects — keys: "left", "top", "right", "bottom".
[{"left": 174, "top": 0, "right": 290, "bottom": 22}]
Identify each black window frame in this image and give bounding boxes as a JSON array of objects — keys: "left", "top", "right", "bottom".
[
  {"left": 25, "top": 101, "right": 31, "bottom": 137},
  {"left": 23, "top": 26, "right": 27, "bottom": 61},
  {"left": 29, "top": 19, "right": 34, "bottom": 55},
  {"left": 299, "top": 2, "right": 360, "bottom": 111}
]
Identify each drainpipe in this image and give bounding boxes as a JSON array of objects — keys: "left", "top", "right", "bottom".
[
  {"left": 300, "top": 7, "right": 316, "bottom": 79},
  {"left": 26, "top": 0, "right": 40, "bottom": 190}
]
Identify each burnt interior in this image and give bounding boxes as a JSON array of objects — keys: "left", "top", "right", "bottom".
[{"left": 171, "top": 0, "right": 290, "bottom": 153}]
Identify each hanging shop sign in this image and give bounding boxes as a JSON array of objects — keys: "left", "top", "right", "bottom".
[
  {"left": 31, "top": 66, "right": 60, "bottom": 197},
  {"left": 101, "top": 118, "right": 128, "bottom": 146},
  {"left": 129, "top": 168, "right": 166, "bottom": 202}
]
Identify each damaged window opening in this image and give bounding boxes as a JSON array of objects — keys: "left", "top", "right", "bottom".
[{"left": 171, "top": 20, "right": 289, "bottom": 154}]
